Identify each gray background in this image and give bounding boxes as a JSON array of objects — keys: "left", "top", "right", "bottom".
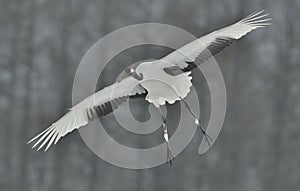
[{"left": 0, "top": 0, "right": 299, "bottom": 191}]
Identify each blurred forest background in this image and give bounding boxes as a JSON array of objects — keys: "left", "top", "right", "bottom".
[{"left": 1, "top": 0, "right": 300, "bottom": 190}]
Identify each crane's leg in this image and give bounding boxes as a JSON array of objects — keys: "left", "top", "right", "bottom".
[
  {"left": 159, "top": 109, "right": 174, "bottom": 166},
  {"left": 180, "top": 97, "right": 213, "bottom": 146}
]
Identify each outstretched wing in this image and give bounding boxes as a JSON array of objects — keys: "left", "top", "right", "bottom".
[
  {"left": 28, "top": 76, "right": 145, "bottom": 151},
  {"left": 162, "top": 10, "right": 271, "bottom": 74}
]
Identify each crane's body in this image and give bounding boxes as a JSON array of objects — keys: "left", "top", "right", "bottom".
[
  {"left": 136, "top": 60, "right": 192, "bottom": 107},
  {"left": 28, "top": 11, "right": 271, "bottom": 163}
]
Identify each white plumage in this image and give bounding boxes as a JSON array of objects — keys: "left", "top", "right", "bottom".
[
  {"left": 28, "top": 77, "right": 145, "bottom": 151},
  {"left": 136, "top": 60, "right": 193, "bottom": 107},
  {"left": 28, "top": 11, "right": 271, "bottom": 151},
  {"left": 163, "top": 10, "right": 271, "bottom": 68}
]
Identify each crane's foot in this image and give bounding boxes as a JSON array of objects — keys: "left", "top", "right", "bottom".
[
  {"left": 158, "top": 107, "right": 175, "bottom": 166},
  {"left": 201, "top": 127, "right": 213, "bottom": 147},
  {"left": 166, "top": 144, "right": 175, "bottom": 166},
  {"left": 195, "top": 119, "right": 213, "bottom": 147}
]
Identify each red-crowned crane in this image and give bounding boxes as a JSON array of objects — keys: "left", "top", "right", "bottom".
[{"left": 28, "top": 11, "right": 271, "bottom": 164}]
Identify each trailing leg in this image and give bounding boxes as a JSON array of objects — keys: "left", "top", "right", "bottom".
[
  {"left": 159, "top": 108, "right": 174, "bottom": 165},
  {"left": 180, "top": 97, "right": 213, "bottom": 146}
]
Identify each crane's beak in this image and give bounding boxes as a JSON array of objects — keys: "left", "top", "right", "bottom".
[{"left": 132, "top": 72, "right": 143, "bottom": 80}]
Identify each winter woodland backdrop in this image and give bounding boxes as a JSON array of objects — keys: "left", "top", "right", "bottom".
[{"left": 0, "top": 0, "right": 300, "bottom": 190}]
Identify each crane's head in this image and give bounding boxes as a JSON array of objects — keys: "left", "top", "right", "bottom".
[
  {"left": 125, "top": 67, "right": 143, "bottom": 80},
  {"left": 125, "top": 67, "right": 135, "bottom": 75}
]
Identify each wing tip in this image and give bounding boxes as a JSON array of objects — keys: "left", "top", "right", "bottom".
[
  {"left": 241, "top": 10, "right": 272, "bottom": 27},
  {"left": 27, "top": 126, "right": 59, "bottom": 152}
]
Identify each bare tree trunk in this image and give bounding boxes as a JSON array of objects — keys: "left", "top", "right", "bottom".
[
  {"left": 18, "top": 0, "right": 36, "bottom": 190},
  {"left": 54, "top": 0, "right": 72, "bottom": 190},
  {"left": 268, "top": 1, "right": 294, "bottom": 190},
  {"left": 6, "top": 0, "right": 22, "bottom": 190}
]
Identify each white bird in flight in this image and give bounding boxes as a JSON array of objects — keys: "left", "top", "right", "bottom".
[{"left": 28, "top": 11, "right": 271, "bottom": 163}]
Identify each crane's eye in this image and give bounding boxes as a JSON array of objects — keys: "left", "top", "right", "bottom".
[{"left": 126, "top": 67, "right": 135, "bottom": 74}]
